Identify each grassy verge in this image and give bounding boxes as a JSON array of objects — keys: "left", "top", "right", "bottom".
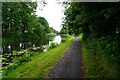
[
  {"left": 78, "top": 34, "right": 119, "bottom": 78},
  {"left": 3, "top": 36, "right": 74, "bottom": 78}
]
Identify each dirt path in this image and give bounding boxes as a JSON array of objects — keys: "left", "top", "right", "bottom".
[{"left": 48, "top": 37, "right": 84, "bottom": 78}]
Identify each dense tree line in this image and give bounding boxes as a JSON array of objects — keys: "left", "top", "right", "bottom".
[
  {"left": 63, "top": 2, "right": 120, "bottom": 77},
  {"left": 2, "top": 2, "right": 55, "bottom": 41},
  {"left": 2, "top": 2, "right": 36, "bottom": 38},
  {"left": 49, "top": 27, "right": 58, "bottom": 33},
  {"left": 59, "top": 27, "right": 67, "bottom": 34}
]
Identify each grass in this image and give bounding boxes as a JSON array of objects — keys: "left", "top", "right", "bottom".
[
  {"left": 78, "top": 34, "right": 119, "bottom": 78},
  {"left": 3, "top": 36, "right": 74, "bottom": 78}
]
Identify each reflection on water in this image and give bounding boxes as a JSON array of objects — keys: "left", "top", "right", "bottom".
[
  {"left": 2, "top": 35, "right": 62, "bottom": 67},
  {"left": 19, "top": 43, "right": 22, "bottom": 47},
  {"left": 43, "top": 35, "right": 61, "bottom": 52},
  {"left": 49, "top": 36, "right": 61, "bottom": 45}
]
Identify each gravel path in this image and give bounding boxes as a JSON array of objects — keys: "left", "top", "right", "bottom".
[{"left": 48, "top": 37, "right": 84, "bottom": 78}]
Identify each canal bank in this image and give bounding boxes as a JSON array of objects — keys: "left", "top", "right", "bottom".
[
  {"left": 3, "top": 35, "right": 74, "bottom": 78},
  {"left": 2, "top": 34, "right": 64, "bottom": 67}
]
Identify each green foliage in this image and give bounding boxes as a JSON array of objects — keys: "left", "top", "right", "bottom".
[
  {"left": 79, "top": 35, "right": 119, "bottom": 78},
  {"left": 14, "top": 54, "right": 31, "bottom": 64},
  {"left": 48, "top": 43, "right": 57, "bottom": 51},
  {"left": 2, "top": 50, "right": 38, "bottom": 76},
  {"left": 3, "top": 36, "right": 74, "bottom": 78},
  {"left": 64, "top": 2, "right": 120, "bottom": 37},
  {"left": 63, "top": 2, "right": 120, "bottom": 78},
  {"left": 59, "top": 27, "right": 68, "bottom": 34},
  {"left": 2, "top": 2, "right": 37, "bottom": 38},
  {"left": 49, "top": 27, "right": 58, "bottom": 33},
  {"left": 2, "top": 2, "right": 52, "bottom": 43},
  {"left": 61, "top": 38, "right": 66, "bottom": 42},
  {"left": 47, "top": 33, "right": 57, "bottom": 36},
  {"left": 47, "top": 42, "right": 60, "bottom": 51},
  {"left": 38, "top": 17, "right": 50, "bottom": 33},
  {"left": 40, "top": 46, "right": 44, "bottom": 52}
]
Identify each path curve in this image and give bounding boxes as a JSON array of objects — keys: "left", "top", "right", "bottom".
[{"left": 48, "top": 37, "right": 84, "bottom": 78}]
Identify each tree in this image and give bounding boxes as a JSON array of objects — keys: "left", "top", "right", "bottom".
[
  {"left": 38, "top": 17, "right": 50, "bottom": 33},
  {"left": 59, "top": 26, "right": 67, "bottom": 34},
  {"left": 63, "top": 2, "right": 120, "bottom": 59},
  {"left": 2, "top": 2, "right": 37, "bottom": 38}
]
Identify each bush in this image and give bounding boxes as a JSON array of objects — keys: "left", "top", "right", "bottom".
[
  {"left": 86, "top": 35, "right": 120, "bottom": 78},
  {"left": 2, "top": 51, "right": 38, "bottom": 76},
  {"left": 47, "top": 42, "right": 57, "bottom": 51},
  {"left": 61, "top": 38, "right": 66, "bottom": 42},
  {"left": 40, "top": 46, "right": 44, "bottom": 52}
]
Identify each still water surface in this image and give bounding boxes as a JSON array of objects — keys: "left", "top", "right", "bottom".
[
  {"left": 2, "top": 35, "right": 62, "bottom": 67},
  {"left": 49, "top": 36, "right": 61, "bottom": 45}
]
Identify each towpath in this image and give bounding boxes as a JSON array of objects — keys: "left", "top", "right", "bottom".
[{"left": 48, "top": 37, "right": 84, "bottom": 78}]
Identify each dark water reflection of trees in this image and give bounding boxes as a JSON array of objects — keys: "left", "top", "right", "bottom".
[{"left": 2, "top": 35, "right": 64, "bottom": 67}]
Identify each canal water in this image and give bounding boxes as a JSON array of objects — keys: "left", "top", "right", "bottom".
[{"left": 2, "top": 35, "right": 63, "bottom": 67}]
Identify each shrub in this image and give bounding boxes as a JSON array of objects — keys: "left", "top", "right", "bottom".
[
  {"left": 61, "top": 38, "right": 66, "bottom": 42},
  {"left": 47, "top": 42, "right": 57, "bottom": 51},
  {"left": 40, "top": 46, "right": 44, "bottom": 52},
  {"left": 2, "top": 51, "right": 38, "bottom": 76}
]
